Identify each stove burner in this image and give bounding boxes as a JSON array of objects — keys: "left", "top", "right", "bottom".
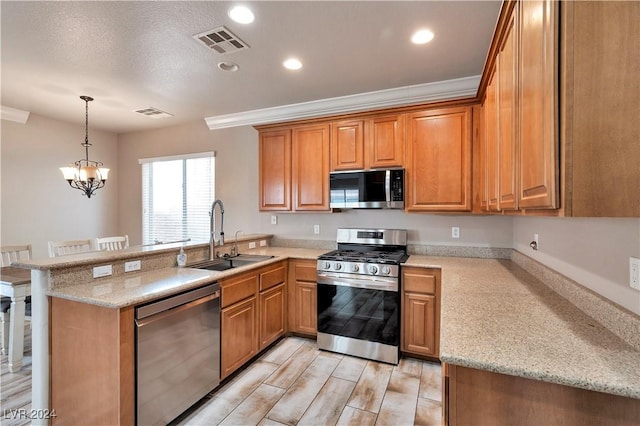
[{"left": 319, "top": 249, "right": 407, "bottom": 264}]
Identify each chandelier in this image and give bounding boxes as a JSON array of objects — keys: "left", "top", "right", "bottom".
[{"left": 59, "top": 96, "right": 109, "bottom": 198}]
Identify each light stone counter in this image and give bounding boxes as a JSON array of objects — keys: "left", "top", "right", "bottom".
[
  {"left": 405, "top": 255, "right": 640, "bottom": 399},
  {"left": 45, "top": 247, "right": 326, "bottom": 309}
]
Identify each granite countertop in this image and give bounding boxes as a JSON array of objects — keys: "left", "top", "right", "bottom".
[
  {"left": 405, "top": 255, "right": 640, "bottom": 400},
  {"left": 46, "top": 247, "right": 324, "bottom": 309}
]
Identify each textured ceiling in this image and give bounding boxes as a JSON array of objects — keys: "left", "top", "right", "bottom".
[{"left": 0, "top": 1, "right": 501, "bottom": 134}]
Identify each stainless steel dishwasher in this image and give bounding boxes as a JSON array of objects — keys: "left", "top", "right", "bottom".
[{"left": 135, "top": 283, "right": 220, "bottom": 425}]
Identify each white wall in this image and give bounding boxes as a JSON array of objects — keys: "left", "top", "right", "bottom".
[
  {"left": 513, "top": 216, "right": 640, "bottom": 314},
  {"left": 1, "top": 113, "right": 119, "bottom": 259}
]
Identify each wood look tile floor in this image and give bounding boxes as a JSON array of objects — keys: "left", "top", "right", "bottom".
[
  {"left": 0, "top": 322, "right": 32, "bottom": 426},
  {"left": 176, "top": 337, "right": 442, "bottom": 426}
]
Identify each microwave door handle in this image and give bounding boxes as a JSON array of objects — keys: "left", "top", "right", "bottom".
[{"left": 385, "top": 170, "right": 391, "bottom": 206}]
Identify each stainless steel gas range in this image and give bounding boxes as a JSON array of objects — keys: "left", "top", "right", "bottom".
[{"left": 316, "top": 228, "right": 408, "bottom": 364}]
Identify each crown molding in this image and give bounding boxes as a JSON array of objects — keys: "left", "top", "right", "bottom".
[
  {"left": 205, "top": 75, "right": 480, "bottom": 130},
  {"left": 1, "top": 105, "right": 30, "bottom": 124}
]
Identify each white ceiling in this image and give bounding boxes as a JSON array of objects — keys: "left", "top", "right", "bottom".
[{"left": 1, "top": 1, "right": 501, "bottom": 134}]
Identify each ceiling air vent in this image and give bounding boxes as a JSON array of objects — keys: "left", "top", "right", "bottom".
[
  {"left": 134, "top": 107, "right": 173, "bottom": 119},
  {"left": 193, "top": 26, "right": 249, "bottom": 54}
]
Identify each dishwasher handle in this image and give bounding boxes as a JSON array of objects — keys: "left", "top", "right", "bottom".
[
  {"left": 136, "top": 291, "right": 219, "bottom": 328},
  {"left": 136, "top": 283, "right": 220, "bottom": 320}
]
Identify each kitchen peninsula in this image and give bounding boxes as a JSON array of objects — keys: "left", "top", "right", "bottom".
[{"left": 14, "top": 236, "right": 640, "bottom": 425}]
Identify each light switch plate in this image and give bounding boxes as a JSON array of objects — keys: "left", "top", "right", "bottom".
[
  {"left": 93, "top": 265, "right": 113, "bottom": 278},
  {"left": 260, "top": 240, "right": 267, "bottom": 247},
  {"left": 249, "top": 242, "right": 256, "bottom": 249}
]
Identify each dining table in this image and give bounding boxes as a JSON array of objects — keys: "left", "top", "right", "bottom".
[{"left": 1, "top": 266, "right": 31, "bottom": 373}]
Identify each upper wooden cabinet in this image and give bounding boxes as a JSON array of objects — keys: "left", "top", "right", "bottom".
[
  {"left": 259, "top": 124, "right": 330, "bottom": 212},
  {"left": 292, "top": 124, "right": 331, "bottom": 211},
  {"left": 406, "top": 106, "right": 472, "bottom": 212},
  {"left": 259, "top": 129, "right": 291, "bottom": 211},
  {"left": 330, "top": 114, "right": 404, "bottom": 171},
  {"left": 518, "top": 0, "right": 559, "bottom": 209}
]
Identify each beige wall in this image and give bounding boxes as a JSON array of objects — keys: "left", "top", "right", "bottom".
[
  {"left": 1, "top": 113, "right": 119, "bottom": 259},
  {"left": 514, "top": 217, "right": 640, "bottom": 314}
]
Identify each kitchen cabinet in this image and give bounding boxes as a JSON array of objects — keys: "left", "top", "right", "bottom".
[
  {"left": 406, "top": 106, "right": 472, "bottom": 212},
  {"left": 401, "top": 266, "right": 441, "bottom": 358},
  {"left": 220, "top": 271, "right": 258, "bottom": 379},
  {"left": 50, "top": 298, "right": 134, "bottom": 425},
  {"left": 480, "top": 2, "right": 518, "bottom": 213},
  {"left": 559, "top": 1, "right": 640, "bottom": 217},
  {"left": 287, "top": 259, "right": 317, "bottom": 336},
  {"left": 330, "top": 114, "right": 405, "bottom": 171},
  {"left": 518, "top": 0, "right": 559, "bottom": 209},
  {"left": 443, "top": 364, "right": 640, "bottom": 426},
  {"left": 258, "top": 262, "right": 287, "bottom": 349},
  {"left": 220, "top": 261, "right": 288, "bottom": 378},
  {"left": 258, "top": 124, "right": 330, "bottom": 212},
  {"left": 259, "top": 129, "right": 292, "bottom": 211}
]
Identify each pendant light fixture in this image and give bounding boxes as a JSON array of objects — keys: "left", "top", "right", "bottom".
[{"left": 60, "top": 96, "right": 109, "bottom": 198}]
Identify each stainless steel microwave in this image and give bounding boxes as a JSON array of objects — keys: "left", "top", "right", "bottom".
[{"left": 329, "top": 168, "right": 404, "bottom": 209}]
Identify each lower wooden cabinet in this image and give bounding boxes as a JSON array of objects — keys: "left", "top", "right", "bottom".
[
  {"left": 221, "top": 296, "right": 258, "bottom": 379},
  {"left": 259, "top": 283, "right": 286, "bottom": 349},
  {"left": 401, "top": 266, "right": 441, "bottom": 358},
  {"left": 287, "top": 259, "right": 317, "bottom": 336}
]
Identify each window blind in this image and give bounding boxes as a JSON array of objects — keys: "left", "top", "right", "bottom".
[{"left": 141, "top": 153, "right": 215, "bottom": 245}]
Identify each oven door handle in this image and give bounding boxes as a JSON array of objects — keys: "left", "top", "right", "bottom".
[{"left": 317, "top": 273, "right": 398, "bottom": 292}]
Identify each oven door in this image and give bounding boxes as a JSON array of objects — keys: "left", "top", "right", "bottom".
[{"left": 316, "top": 272, "right": 400, "bottom": 363}]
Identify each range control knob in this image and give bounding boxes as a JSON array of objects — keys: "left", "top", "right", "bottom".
[
  {"left": 334, "top": 263, "right": 342, "bottom": 270},
  {"left": 351, "top": 263, "right": 360, "bottom": 272},
  {"left": 323, "top": 261, "right": 331, "bottom": 270},
  {"left": 368, "top": 265, "right": 378, "bottom": 275},
  {"left": 381, "top": 266, "right": 391, "bottom": 275}
]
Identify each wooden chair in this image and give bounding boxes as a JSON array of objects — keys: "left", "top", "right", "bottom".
[
  {"left": 95, "top": 235, "right": 129, "bottom": 251},
  {"left": 1, "top": 244, "right": 32, "bottom": 355},
  {"left": 47, "top": 239, "right": 93, "bottom": 257}
]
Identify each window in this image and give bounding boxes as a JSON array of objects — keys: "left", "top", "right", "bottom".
[{"left": 140, "top": 152, "right": 215, "bottom": 245}]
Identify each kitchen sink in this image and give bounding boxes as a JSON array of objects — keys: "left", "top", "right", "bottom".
[{"left": 187, "top": 254, "right": 274, "bottom": 271}]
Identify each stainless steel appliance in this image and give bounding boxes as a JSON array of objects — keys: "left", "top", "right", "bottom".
[
  {"left": 329, "top": 168, "right": 404, "bottom": 209},
  {"left": 136, "top": 283, "right": 220, "bottom": 425},
  {"left": 316, "top": 228, "right": 408, "bottom": 364}
]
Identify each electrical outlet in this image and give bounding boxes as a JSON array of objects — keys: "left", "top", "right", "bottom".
[
  {"left": 93, "top": 265, "right": 112, "bottom": 278},
  {"left": 249, "top": 242, "right": 256, "bottom": 249},
  {"left": 260, "top": 240, "right": 267, "bottom": 247},
  {"left": 630, "top": 257, "right": 640, "bottom": 290},
  {"left": 314, "top": 224, "right": 320, "bottom": 234},
  {"left": 451, "top": 227, "right": 460, "bottom": 238},
  {"left": 270, "top": 215, "right": 277, "bottom": 225},
  {"left": 125, "top": 260, "right": 141, "bottom": 272}
]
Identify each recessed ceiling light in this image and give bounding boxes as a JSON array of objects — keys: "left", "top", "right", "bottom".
[
  {"left": 411, "top": 29, "right": 435, "bottom": 44},
  {"left": 283, "top": 58, "right": 302, "bottom": 70},
  {"left": 228, "top": 6, "right": 254, "bottom": 24},
  {"left": 218, "top": 61, "right": 239, "bottom": 72}
]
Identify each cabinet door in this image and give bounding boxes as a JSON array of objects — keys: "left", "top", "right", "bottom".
[
  {"left": 485, "top": 65, "right": 500, "bottom": 212},
  {"left": 221, "top": 297, "right": 257, "bottom": 379},
  {"left": 293, "top": 282, "right": 317, "bottom": 335},
  {"left": 259, "top": 129, "right": 291, "bottom": 211},
  {"left": 366, "top": 114, "right": 404, "bottom": 169},
  {"left": 292, "top": 124, "right": 330, "bottom": 211},
  {"left": 518, "top": 0, "right": 558, "bottom": 209},
  {"left": 498, "top": 5, "right": 518, "bottom": 210},
  {"left": 331, "top": 120, "right": 364, "bottom": 171},
  {"left": 259, "top": 283, "right": 286, "bottom": 350},
  {"left": 402, "top": 292, "right": 437, "bottom": 357},
  {"left": 406, "top": 106, "right": 472, "bottom": 211}
]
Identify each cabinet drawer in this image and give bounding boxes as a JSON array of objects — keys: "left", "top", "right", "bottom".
[
  {"left": 293, "top": 261, "right": 317, "bottom": 282},
  {"left": 402, "top": 267, "right": 440, "bottom": 294},
  {"left": 221, "top": 273, "right": 258, "bottom": 308},
  {"left": 260, "top": 263, "right": 286, "bottom": 291}
]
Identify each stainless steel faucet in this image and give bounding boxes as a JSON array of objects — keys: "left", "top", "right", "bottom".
[
  {"left": 209, "top": 199, "right": 225, "bottom": 260},
  {"left": 232, "top": 230, "right": 243, "bottom": 257}
]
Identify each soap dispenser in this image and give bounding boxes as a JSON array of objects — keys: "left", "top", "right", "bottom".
[{"left": 177, "top": 247, "right": 187, "bottom": 267}]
